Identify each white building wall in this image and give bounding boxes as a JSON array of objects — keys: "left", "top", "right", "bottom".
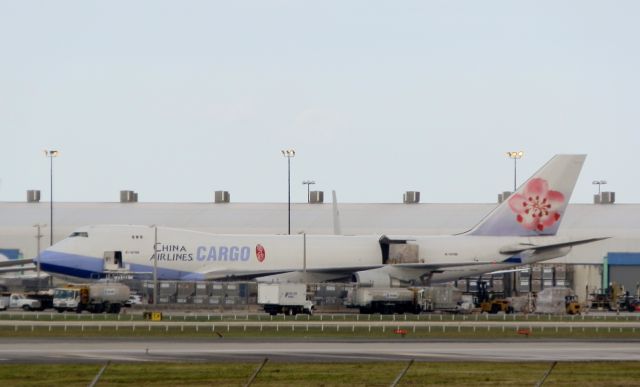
[
  {"left": 1, "top": 201, "right": 639, "bottom": 266},
  {"left": 572, "top": 264, "right": 604, "bottom": 302}
]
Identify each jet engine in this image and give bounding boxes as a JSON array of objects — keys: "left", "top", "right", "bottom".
[
  {"left": 352, "top": 268, "right": 392, "bottom": 287},
  {"left": 352, "top": 267, "right": 416, "bottom": 288}
]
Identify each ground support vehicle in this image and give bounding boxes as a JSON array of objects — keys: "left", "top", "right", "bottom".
[
  {"left": 258, "top": 283, "right": 314, "bottom": 316},
  {"left": 0, "top": 293, "right": 42, "bottom": 311},
  {"left": 53, "top": 283, "right": 130, "bottom": 314},
  {"left": 124, "top": 294, "right": 142, "bottom": 307},
  {"left": 589, "top": 283, "right": 638, "bottom": 312},
  {"left": 480, "top": 299, "right": 514, "bottom": 314},
  {"left": 565, "top": 295, "right": 582, "bottom": 315},
  {"left": 346, "top": 287, "right": 427, "bottom": 314}
]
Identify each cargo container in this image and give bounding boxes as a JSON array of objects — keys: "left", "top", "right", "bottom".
[{"left": 195, "top": 283, "right": 209, "bottom": 297}]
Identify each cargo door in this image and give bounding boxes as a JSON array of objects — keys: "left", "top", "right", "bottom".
[
  {"left": 103, "top": 251, "right": 124, "bottom": 271},
  {"left": 379, "top": 236, "right": 419, "bottom": 264}
]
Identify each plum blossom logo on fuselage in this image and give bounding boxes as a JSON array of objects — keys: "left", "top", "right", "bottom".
[
  {"left": 256, "top": 244, "right": 266, "bottom": 262},
  {"left": 508, "top": 178, "right": 565, "bottom": 232}
]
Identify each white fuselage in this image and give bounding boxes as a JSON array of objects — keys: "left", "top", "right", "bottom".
[{"left": 37, "top": 225, "right": 566, "bottom": 282}]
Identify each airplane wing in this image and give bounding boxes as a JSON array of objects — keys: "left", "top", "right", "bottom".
[
  {"left": 189, "top": 261, "right": 501, "bottom": 282},
  {"left": 0, "top": 259, "right": 34, "bottom": 269},
  {"left": 498, "top": 237, "right": 609, "bottom": 255},
  {"left": 0, "top": 267, "right": 36, "bottom": 274},
  {"left": 486, "top": 268, "right": 530, "bottom": 275},
  {"left": 187, "top": 266, "right": 379, "bottom": 282}
]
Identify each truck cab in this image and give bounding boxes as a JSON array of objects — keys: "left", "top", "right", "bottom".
[{"left": 53, "top": 288, "right": 81, "bottom": 312}]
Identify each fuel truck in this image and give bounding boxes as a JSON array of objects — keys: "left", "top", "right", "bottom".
[
  {"left": 53, "top": 283, "right": 130, "bottom": 314},
  {"left": 345, "top": 286, "right": 464, "bottom": 314},
  {"left": 346, "top": 287, "right": 428, "bottom": 314}
]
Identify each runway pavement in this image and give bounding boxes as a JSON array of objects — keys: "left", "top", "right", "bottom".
[{"left": 0, "top": 338, "right": 639, "bottom": 363}]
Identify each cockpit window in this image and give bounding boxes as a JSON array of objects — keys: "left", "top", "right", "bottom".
[{"left": 69, "top": 232, "right": 89, "bottom": 238}]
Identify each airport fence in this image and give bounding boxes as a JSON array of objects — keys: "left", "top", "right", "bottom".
[
  {"left": 0, "top": 321, "right": 639, "bottom": 339},
  {"left": 1, "top": 310, "right": 640, "bottom": 323}
]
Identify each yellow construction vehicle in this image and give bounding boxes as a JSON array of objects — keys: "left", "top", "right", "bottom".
[
  {"left": 480, "top": 299, "right": 513, "bottom": 314},
  {"left": 477, "top": 281, "right": 514, "bottom": 314},
  {"left": 565, "top": 295, "right": 581, "bottom": 315}
]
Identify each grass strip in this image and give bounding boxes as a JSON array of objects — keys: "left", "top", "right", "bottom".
[{"left": 1, "top": 361, "right": 640, "bottom": 386}]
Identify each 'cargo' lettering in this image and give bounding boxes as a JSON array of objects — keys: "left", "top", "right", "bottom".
[
  {"left": 230, "top": 246, "right": 239, "bottom": 261},
  {"left": 218, "top": 246, "right": 228, "bottom": 261},
  {"left": 196, "top": 246, "right": 251, "bottom": 262}
]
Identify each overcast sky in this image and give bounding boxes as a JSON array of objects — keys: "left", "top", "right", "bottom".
[{"left": 2, "top": 1, "right": 638, "bottom": 204}]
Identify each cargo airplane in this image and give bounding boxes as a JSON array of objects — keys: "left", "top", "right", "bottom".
[{"left": 32, "top": 154, "right": 605, "bottom": 287}]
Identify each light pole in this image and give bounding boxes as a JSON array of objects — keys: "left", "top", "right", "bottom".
[
  {"left": 302, "top": 180, "right": 316, "bottom": 203},
  {"left": 506, "top": 151, "right": 524, "bottom": 191},
  {"left": 506, "top": 151, "right": 523, "bottom": 298},
  {"left": 33, "top": 224, "right": 47, "bottom": 291},
  {"left": 592, "top": 180, "right": 607, "bottom": 195},
  {"left": 281, "top": 149, "right": 295, "bottom": 234},
  {"left": 152, "top": 225, "right": 158, "bottom": 306},
  {"left": 44, "top": 150, "right": 59, "bottom": 246}
]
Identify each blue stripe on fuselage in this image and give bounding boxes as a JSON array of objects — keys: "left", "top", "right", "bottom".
[{"left": 37, "top": 250, "right": 200, "bottom": 280}]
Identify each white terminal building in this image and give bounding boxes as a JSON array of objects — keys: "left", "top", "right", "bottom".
[{"left": 1, "top": 189, "right": 639, "bottom": 302}]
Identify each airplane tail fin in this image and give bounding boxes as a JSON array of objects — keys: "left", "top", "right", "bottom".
[{"left": 466, "top": 154, "right": 586, "bottom": 236}]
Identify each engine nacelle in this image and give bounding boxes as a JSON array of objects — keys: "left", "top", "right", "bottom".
[{"left": 352, "top": 267, "right": 404, "bottom": 288}]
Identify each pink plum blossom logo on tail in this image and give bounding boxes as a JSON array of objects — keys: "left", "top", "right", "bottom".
[{"left": 508, "top": 178, "right": 565, "bottom": 232}]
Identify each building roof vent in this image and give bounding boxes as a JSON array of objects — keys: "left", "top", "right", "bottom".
[
  {"left": 403, "top": 191, "right": 420, "bottom": 204},
  {"left": 214, "top": 191, "right": 230, "bottom": 203},
  {"left": 309, "top": 191, "right": 324, "bottom": 203},
  {"left": 498, "top": 191, "right": 512, "bottom": 203},
  {"left": 27, "top": 190, "right": 41, "bottom": 203},
  {"left": 120, "top": 190, "right": 138, "bottom": 203},
  {"left": 594, "top": 191, "right": 615, "bottom": 204}
]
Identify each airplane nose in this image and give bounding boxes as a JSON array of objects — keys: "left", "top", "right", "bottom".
[
  {"left": 35, "top": 248, "right": 104, "bottom": 279},
  {"left": 36, "top": 249, "right": 58, "bottom": 268},
  {"left": 36, "top": 249, "right": 54, "bottom": 265},
  {"left": 36, "top": 249, "right": 80, "bottom": 273}
]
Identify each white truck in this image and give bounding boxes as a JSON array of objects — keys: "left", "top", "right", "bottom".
[
  {"left": 53, "top": 282, "right": 130, "bottom": 314},
  {"left": 257, "top": 283, "right": 314, "bottom": 316},
  {"left": 0, "top": 293, "right": 43, "bottom": 311}
]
